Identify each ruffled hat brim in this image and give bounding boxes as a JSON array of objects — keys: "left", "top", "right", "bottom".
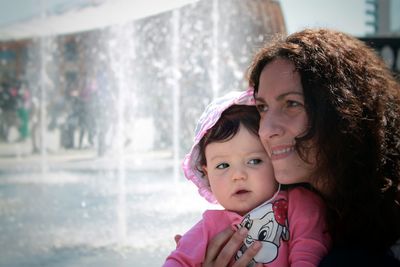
[{"left": 182, "top": 88, "right": 256, "bottom": 203}]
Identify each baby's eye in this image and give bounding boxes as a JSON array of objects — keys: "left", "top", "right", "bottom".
[
  {"left": 248, "top": 159, "right": 262, "bottom": 165},
  {"left": 216, "top": 163, "right": 229, "bottom": 169},
  {"left": 255, "top": 103, "right": 268, "bottom": 113}
]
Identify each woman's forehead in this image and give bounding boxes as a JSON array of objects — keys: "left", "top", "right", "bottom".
[{"left": 257, "top": 60, "right": 302, "bottom": 98}]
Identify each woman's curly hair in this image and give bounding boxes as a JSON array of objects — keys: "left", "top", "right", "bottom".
[{"left": 248, "top": 28, "right": 400, "bottom": 250}]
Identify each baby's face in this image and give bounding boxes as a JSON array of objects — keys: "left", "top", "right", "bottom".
[{"left": 203, "top": 125, "right": 278, "bottom": 215}]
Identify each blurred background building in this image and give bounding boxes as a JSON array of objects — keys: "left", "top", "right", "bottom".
[
  {"left": 365, "top": 0, "right": 400, "bottom": 35},
  {"left": 362, "top": 0, "right": 400, "bottom": 76}
]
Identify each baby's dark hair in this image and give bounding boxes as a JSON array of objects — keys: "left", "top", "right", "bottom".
[{"left": 197, "top": 105, "right": 260, "bottom": 171}]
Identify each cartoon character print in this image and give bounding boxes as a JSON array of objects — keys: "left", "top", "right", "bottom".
[{"left": 235, "top": 199, "right": 289, "bottom": 266}]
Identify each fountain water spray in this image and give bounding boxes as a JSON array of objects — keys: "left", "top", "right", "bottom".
[
  {"left": 211, "top": 0, "right": 220, "bottom": 99},
  {"left": 172, "top": 9, "right": 181, "bottom": 184},
  {"left": 106, "top": 22, "right": 137, "bottom": 246},
  {"left": 39, "top": 0, "right": 50, "bottom": 173}
]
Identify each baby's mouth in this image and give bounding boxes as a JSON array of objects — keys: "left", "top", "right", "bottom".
[{"left": 235, "top": 189, "right": 250, "bottom": 195}]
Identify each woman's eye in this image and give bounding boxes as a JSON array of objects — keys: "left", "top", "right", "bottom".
[
  {"left": 216, "top": 163, "right": 229, "bottom": 169},
  {"left": 248, "top": 159, "right": 262, "bottom": 165},
  {"left": 286, "top": 100, "right": 302, "bottom": 108},
  {"left": 256, "top": 103, "right": 268, "bottom": 113}
]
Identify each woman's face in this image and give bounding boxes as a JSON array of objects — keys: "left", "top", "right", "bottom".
[{"left": 255, "top": 58, "right": 317, "bottom": 185}]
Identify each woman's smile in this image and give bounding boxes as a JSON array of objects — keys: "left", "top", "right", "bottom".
[{"left": 270, "top": 145, "right": 296, "bottom": 160}]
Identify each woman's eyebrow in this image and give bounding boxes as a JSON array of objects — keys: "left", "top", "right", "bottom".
[
  {"left": 255, "top": 91, "right": 303, "bottom": 102},
  {"left": 276, "top": 91, "right": 303, "bottom": 100}
]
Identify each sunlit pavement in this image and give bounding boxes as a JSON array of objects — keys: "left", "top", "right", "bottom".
[
  {"left": 0, "top": 140, "right": 174, "bottom": 173},
  {"left": 0, "top": 141, "right": 218, "bottom": 267}
]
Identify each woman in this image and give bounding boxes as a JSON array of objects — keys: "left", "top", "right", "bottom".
[{"left": 200, "top": 28, "right": 400, "bottom": 266}]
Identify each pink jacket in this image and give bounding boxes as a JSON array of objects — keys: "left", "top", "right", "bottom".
[{"left": 164, "top": 187, "right": 331, "bottom": 267}]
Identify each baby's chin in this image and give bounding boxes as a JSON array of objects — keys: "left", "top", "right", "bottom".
[
  {"left": 225, "top": 206, "right": 250, "bottom": 216},
  {"left": 228, "top": 205, "right": 258, "bottom": 217}
]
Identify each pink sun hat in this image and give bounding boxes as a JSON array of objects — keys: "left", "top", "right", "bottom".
[{"left": 182, "top": 87, "right": 256, "bottom": 203}]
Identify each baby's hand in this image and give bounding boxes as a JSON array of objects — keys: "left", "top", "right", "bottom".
[{"left": 174, "top": 234, "right": 182, "bottom": 247}]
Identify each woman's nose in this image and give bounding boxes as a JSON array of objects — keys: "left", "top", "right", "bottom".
[{"left": 258, "top": 112, "right": 284, "bottom": 140}]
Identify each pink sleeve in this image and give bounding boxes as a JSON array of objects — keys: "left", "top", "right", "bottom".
[
  {"left": 163, "top": 219, "right": 208, "bottom": 267},
  {"left": 163, "top": 210, "right": 237, "bottom": 267},
  {"left": 287, "top": 187, "right": 332, "bottom": 267}
]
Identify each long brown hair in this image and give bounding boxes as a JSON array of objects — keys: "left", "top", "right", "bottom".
[{"left": 248, "top": 28, "right": 400, "bottom": 250}]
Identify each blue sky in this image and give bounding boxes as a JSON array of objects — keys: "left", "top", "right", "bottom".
[{"left": 279, "top": 0, "right": 370, "bottom": 37}]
